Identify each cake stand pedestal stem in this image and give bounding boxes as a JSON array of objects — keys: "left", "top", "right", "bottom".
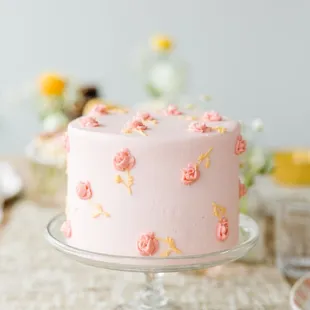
[
  {"left": 116, "top": 273, "right": 181, "bottom": 310},
  {"left": 136, "top": 273, "right": 169, "bottom": 309}
]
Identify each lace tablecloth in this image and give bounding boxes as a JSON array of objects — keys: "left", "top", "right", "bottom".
[{"left": 0, "top": 201, "right": 290, "bottom": 309}]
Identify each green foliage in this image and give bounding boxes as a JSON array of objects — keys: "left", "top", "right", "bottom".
[{"left": 145, "top": 83, "right": 162, "bottom": 98}]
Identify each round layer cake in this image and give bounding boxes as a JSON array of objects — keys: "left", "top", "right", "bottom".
[{"left": 62, "top": 105, "right": 247, "bottom": 258}]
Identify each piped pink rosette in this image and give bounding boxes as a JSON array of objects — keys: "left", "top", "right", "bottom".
[
  {"left": 216, "top": 217, "right": 229, "bottom": 241},
  {"left": 136, "top": 111, "right": 157, "bottom": 123},
  {"left": 137, "top": 232, "right": 159, "bottom": 256},
  {"left": 114, "top": 148, "right": 136, "bottom": 194},
  {"left": 75, "top": 181, "right": 111, "bottom": 219},
  {"left": 114, "top": 148, "right": 136, "bottom": 171},
  {"left": 181, "top": 163, "right": 200, "bottom": 185},
  {"left": 76, "top": 181, "right": 92, "bottom": 200},
  {"left": 235, "top": 135, "right": 247, "bottom": 155},
  {"left": 61, "top": 220, "right": 72, "bottom": 238},
  {"left": 181, "top": 148, "right": 212, "bottom": 186},
  {"left": 79, "top": 116, "right": 100, "bottom": 128},
  {"left": 203, "top": 111, "right": 223, "bottom": 122},
  {"left": 164, "top": 104, "right": 182, "bottom": 116},
  {"left": 188, "top": 121, "right": 212, "bottom": 133},
  {"left": 239, "top": 180, "right": 247, "bottom": 198},
  {"left": 123, "top": 118, "right": 148, "bottom": 136},
  {"left": 130, "top": 119, "right": 148, "bottom": 131},
  {"left": 213, "top": 202, "right": 229, "bottom": 242},
  {"left": 88, "top": 104, "right": 108, "bottom": 116}
]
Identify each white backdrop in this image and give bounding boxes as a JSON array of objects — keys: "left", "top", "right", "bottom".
[{"left": 0, "top": 0, "right": 309, "bottom": 153}]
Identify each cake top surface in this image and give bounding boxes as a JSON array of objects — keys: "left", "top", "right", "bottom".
[{"left": 69, "top": 105, "right": 239, "bottom": 140}]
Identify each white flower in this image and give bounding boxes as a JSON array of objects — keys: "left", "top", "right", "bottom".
[
  {"left": 148, "top": 59, "right": 186, "bottom": 96},
  {"left": 43, "top": 112, "right": 69, "bottom": 133},
  {"left": 249, "top": 147, "right": 266, "bottom": 172},
  {"left": 251, "top": 118, "right": 264, "bottom": 132},
  {"left": 149, "top": 63, "right": 178, "bottom": 93}
]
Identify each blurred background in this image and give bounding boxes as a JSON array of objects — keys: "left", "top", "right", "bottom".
[
  {"left": 1, "top": 1, "right": 310, "bottom": 308},
  {"left": 1, "top": 0, "right": 310, "bottom": 153}
]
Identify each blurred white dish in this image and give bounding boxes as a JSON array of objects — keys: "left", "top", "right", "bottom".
[
  {"left": 290, "top": 273, "right": 310, "bottom": 310},
  {"left": 0, "top": 162, "right": 23, "bottom": 200},
  {"left": 25, "top": 136, "right": 66, "bottom": 167},
  {"left": 0, "top": 162, "right": 23, "bottom": 223}
]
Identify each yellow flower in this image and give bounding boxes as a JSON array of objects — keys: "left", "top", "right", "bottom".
[
  {"left": 39, "top": 73, "right": 66, "bottom": 96},
  {"left": 150, "top": 34, "right": 173, "bottom": 52}
]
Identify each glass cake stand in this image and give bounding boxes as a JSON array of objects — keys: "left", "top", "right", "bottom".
[{"left": 45, "top": 213, "right": 259, "bottom": 309}]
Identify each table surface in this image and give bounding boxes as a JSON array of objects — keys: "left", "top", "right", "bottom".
[{"left": 0, "top": 157, "right": 292, "bottom": 309}]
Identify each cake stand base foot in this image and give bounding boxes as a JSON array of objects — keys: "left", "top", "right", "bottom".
[{"left": 114, "top": 301, "right": 183, "bottom": 310}]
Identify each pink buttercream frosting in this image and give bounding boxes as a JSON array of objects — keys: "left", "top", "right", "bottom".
[
  {"left": 136, "top": 111, "right": 156, "bottom": 122},
  {"left": 188, "top": 121, "right": 212, "bottom": 133},
  {"left": 66, "top": 110, "right": 240, "bottom": 257},
  {"left": 216, "top": 217, "right": 229, "bottom": 241},
  {"left": 203, "top": 111, "right": 223, "bottom": 122},
  {"left": 235, "top": 135, "right": 247, "bottom": 155},
  {"left": 137, "top": 232, "right": 159, "bottom": 256},
  {"left": 114, "top": 148, "right": 136, "bottom": 171},
  {"left": 79, "top": 116, "right": 100, "bottom": 128},
  {"left": 239, "top": 180, "right": 247, "bottom": 198},
  {"left": 63, "top": 132, "right": 70, "bottom": 152},
  {"left": 61, "top": 220, "right": 72, "bottom": 238},
  {"left": 89, "top": 104, "right": 108, "bottom": 116},
  {"left": 181, "top": 163, "right": 200, "bottom": 185},
  {"left": 76, "top": 181, "right": 92, "bottom": 200},
  {"left": 164, "top": 105, "right": 183, "bottom": 116}
]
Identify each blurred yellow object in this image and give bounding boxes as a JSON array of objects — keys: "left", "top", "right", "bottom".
[
  {"left": 150, "top": 34, "right": 173, "bottom": 52},
  {"left": 39, "top": 73, "right": 66, "bottom": 96},
  {"left": 82, "top": 98, "right": 128, "bottom": 115},
  {"left": 273, "top": 150, "right": 310, "bottom": 186}
]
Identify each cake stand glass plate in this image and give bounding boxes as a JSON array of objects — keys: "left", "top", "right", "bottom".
[{"left": 45, "top": 213, "right": 259, "bottom": 309}]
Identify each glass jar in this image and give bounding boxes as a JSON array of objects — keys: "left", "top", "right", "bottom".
[{"left": 276, "top": 198, "right": 310, "bottom": 280}]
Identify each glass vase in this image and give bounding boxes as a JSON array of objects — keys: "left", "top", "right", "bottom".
[
  {"left": 144, "top": 53, "right": 187, "bottom": 102},
  {"left": 26, "top": 138, "right": 66, "bottom": 208}
]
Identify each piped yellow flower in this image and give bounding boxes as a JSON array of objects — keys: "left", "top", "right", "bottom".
[
  {"left": 212, "top": 202, "right": 226, "bottom": 219},
  {"left": 150, "top": 35, "right": 173, "bottom": 52},
  {"left": 114, "top": 171, "right": 134, "bottom": 195},
  {"left": 115, "top": 175, "right": 122, "bottom": 184},
  {"left": 197, "top": 148, "right": 213, "bottom": 167},
  {"left": 213, "top": 127, "right": 227, "bottom": 135},
  {"left": 92, "top": 204, "right": 110, "bottom": 218},
  {"left": 39, "top": 73, "right": 66, "bottom": 96},
  {"left": 157, "top": 237, "right": 182, "bottom": 257}
]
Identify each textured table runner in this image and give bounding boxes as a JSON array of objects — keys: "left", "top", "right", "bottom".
[{"left": 0, "top": 201, "right": 290, "bottom": 309}]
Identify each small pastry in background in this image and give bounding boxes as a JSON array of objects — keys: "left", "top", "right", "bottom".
[
  {"left": 83, "top": 98, "right": 128, "bottom": 115},
  {"left": 82, "top": 98, "right": 106, "bottom": 115},
  {"left": 66, "top": 86, "right": 101, "bottom": 120}
]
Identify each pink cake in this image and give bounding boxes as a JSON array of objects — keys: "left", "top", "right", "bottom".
[{"left": 62, "top": 105, "right": 247, "bottom": 258}]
